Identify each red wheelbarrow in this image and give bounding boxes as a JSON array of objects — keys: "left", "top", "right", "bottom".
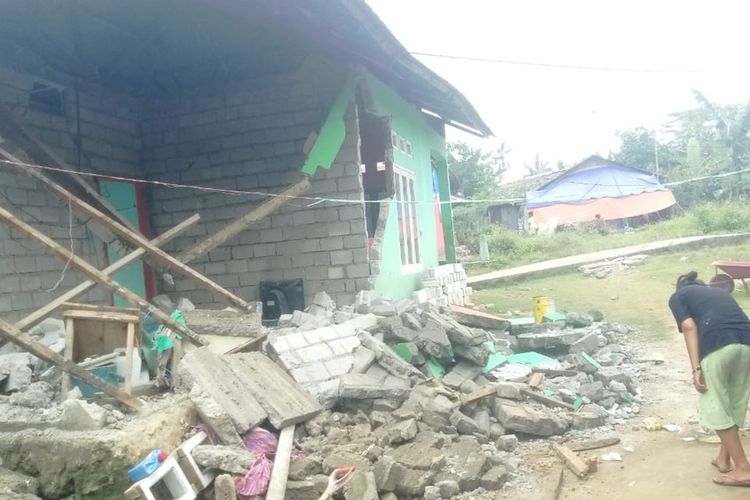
[{"left": 712, "top": 261, "right": 750, "bottom": 293}]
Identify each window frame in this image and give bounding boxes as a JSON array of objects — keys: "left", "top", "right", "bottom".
[{"left": 393, "top": 164, "right": 422, "bottom": 273}]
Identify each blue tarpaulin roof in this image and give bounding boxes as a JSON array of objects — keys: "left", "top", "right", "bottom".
[{"left": 527, "top": 159, "right": 670, "bottom": 209}]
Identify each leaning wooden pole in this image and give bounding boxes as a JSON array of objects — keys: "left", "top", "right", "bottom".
[
  {"left": 0, "top": 317, "right": 142, "bottom": 410},
  {"left": 0, "top": 205, "right": 207, "bottom": 347},
  {"left": 177, "top": 177, "right": 311, "bottom": 263},
  {"left": 0, "top": 147, "right": 251, "bottom": 311},
  {"left": 15, "top": 214, "right": 201, "bottom": 332}
]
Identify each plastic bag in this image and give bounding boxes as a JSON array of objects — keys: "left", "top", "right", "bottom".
[{"left": 235, "top": 429, "right": 279, "bottom": 500}]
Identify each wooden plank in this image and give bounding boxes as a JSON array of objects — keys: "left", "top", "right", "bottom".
[
  {"left": 0, "top": 156, "right": 251, "bottom": 311},
  {"left": 62, "top": 310, "right": 140, "bottom": 323},
  {"left": 61, "top": 318, "right": 75, "bottom": 397},
  {"left": 265, "top": 425, "right": 295, "bottom": 500},
  {"left": 568, "top": 437, "right": 621, "bottom": 452},
  {"left": 529, "top": 372, "right": 545, "bottom": 389},
  {"left": 124, "top": 322, "right": 136, "bottom": 394},
  {"left": 553, "top": 468, "right": 564, "bottom": 500},
  {"left": 227, "top": 352, "right": 321, "bottom": 429},
  {"left": 180, "top": 347, "right": 267, "bottom": 432},
  {"left": 0, "top": 105, "right": 137, "bottom": 231},
  {"left": 552, "top": 443, "right": 590, "bottom": 479},
  {"left": 177, "top": 177, "right": 311, "bottom": 264},
  {"left": 15, "top": 214, "right": 200, "bottom": 331},
  {"left": 532, "top": 368, "right": 578, "bottom": 378},
  {"left": 0, "top": 317, "right": 141, "bottom": 409},
  {"left": 62, "top": 303, "right": 140, "bottom": 314},
  {"left": 522, "top": 388, "right": 575, "bottom": 411},
  {"left": 223, "top": 332, "right": 268, "bottom": 355},
  {"left": 460, "top": 384, "right": 498, "bottom": 406},
  {"left": 0, "top": 205, "right": 207, "bottom": 347}
]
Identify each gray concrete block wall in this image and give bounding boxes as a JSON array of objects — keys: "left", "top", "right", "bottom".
[
  {"left": 0, "top": 66, "right": 142, "bottom": 320},
  {"left": 144, "top": 66, "right": 371, "bottom": 308}
]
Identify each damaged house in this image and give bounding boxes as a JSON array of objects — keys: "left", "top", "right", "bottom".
[{"left": 0, "top": 0, "right": 491, "bottom": 324}]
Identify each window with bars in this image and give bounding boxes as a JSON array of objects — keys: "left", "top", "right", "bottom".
[{"left": 394, "top": 165, "right": 421, "bottom": 271}]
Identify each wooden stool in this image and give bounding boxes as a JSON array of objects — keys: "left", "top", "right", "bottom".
[{"left": 61, "top": 303, "right": 140, "bottom": 396}]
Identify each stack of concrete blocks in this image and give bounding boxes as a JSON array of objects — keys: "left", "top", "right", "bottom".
[
  {"left": 267, "top": 313, "right": 410, "bottom": 407},
  {"left": 413, "top": 264, "right": 473, "bottom": 307}
]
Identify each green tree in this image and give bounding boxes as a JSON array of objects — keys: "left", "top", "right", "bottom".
[
  {"left": 524, "top": 153, "right": 551, "bottom": 176},
  {"left": 447, "top": 141, "right": 507, "bottom": 198},
  {"left": 612, "top": 127, "right": 679, "bottom": 177}
]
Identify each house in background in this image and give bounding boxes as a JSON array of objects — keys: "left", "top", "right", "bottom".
[
  {"left": 0, "top": 0, "right": 490, "bottom": 321},
  {"left": 525, "top": 155, "right": 676, "bottom": 229}
]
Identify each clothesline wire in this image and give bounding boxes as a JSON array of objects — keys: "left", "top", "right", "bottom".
[{"left": 0, "top": 156, "right": 747, "bottom": 208}]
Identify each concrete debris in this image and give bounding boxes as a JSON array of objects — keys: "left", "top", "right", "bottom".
[
  {"left": 415, "top": 263, "right": 473, "bottom": 307},
  {"left": 579, "top": 254, "right": 648, "bottom": 278},
  {"left": 0, "top": 467, "right": 41, "bottom": 499},
  {"left": 8, "top": 381, "right": 54, "bottom": 408},
  {"left": 213, "top": 474, "right": 237, "bottom": 500},
  {"left": 182, "top": 308, "right": 263, "bottom": 337},
  {"left": 492, "top": 400, "right": 569, "bottom": 437},
  {"left": 58, "top": 400, "right": 107, "bottom": 431},
  {"left": 308, "top": 291, "right": 336, "bottom": 317},
  {"left": 190, "top": 445, "right": 256, "bottom": 475}
]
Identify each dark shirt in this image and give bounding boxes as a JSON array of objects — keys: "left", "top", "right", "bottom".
[{"left": 668, "top": 284, "right": 750, "bottom": 359}]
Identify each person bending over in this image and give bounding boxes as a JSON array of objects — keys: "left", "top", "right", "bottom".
[{"left": 668, "top": 271, "right": 750, "bottom": 487}]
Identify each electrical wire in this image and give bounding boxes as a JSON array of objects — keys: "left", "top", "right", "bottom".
[
  {"left": 410, "top": 52, "right": 702, "bottom": 74},
  {"left": 0, "top": 155, "right": 747, "bottom": 208}
]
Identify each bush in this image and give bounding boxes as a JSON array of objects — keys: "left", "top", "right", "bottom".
[{"left": 693, "top": 203, "right": 750, "bottom": 233}]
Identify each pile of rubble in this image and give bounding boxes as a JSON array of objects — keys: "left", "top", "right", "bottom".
[
  {"left": 579, "top": 254, "right": 648, "bottom": 279},
  {"left": 234, "top": 292, "right": 642, "bottom": 498},
  {"left": 414, "top": 264, "right": 473, "bottom": 307},
  {"left": 0, "top": 284, "right": 646, "bottom": 499}
]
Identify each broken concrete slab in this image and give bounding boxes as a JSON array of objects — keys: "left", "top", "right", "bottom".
[
  {"left": 441, "top": 361, "right": 482, "bottom": 389},
  {"left": 400, "top": 312, "right": 423, "bottom": 331},
  {"left": 308, "top": 291, "right": 336, "bottom": 317},
  {"left": 0, "top": 467, "right": 41, "bottom": 499},
  {"left": 450, "top": 305, "right": 510, "bottom": 331},
  {"left": 357, "top": 331, "right": 424, "bottom": 382},
  {"left": 423, "top": 311, "right": 484, "bottom": 346},
  {"left": 57, "top": 400, "right": 106, "bottom": 431},
  {"left": 569, "top": 331, "right": 600, "bottom": 354},
  {"left": 593, "top": 366, "right": 636, "bottom": 393},
  {"left": 226, "top": 352, "right": 321, "bottom": 428},
  {"left": 182, "top": 309, "right": 263, "bottom": 337},
  {"left": 0, "top": 354, "right": 33, "bottom": 393},
  {"left": 450, "top": 410, "right": 483, "bottom": 436},
  {"left": 480, "top": 464, "right": 509, "bottom": 490},
  {"left": 374, "top": 418, "right": 418, "bottom": 446},
  {"left": 339, "top": 373, "right": 411, "bottom": 400},
  {"left": 572, "top": 405, "right": 609, "bottom": 430},
  {"left": 565, "top": 312, "right": 595, "bottom": 328},
  {"left": 344, "top": 471, "right": 379, "bottom": 500},
  {"left": 179, "top": 347, "right": 267, "bottom": 433},
  {"left": 191, "top": 445, "right": 256, "bottom": 475},
  {"left": 288, "top": 455, "right": 323, "bottom": 481},
  {"left": 189, "top": 386, "right": 243, "bottom": 447},
  {"left": 496, "top": 434, "right": 519, "bottom": 452},
  {"left": 516, "top": 329, "right": 584, "bottom": 351},
  {"left": 435, "top": 437, "right": 490, "bottom": 491},
  {"left": 579, "top": 381, "right": 606, "bottom": 402},
  {"left": 8, "top": 381, "right": 54, "bottom": 408},
  {"left": 492, "top": 400, "right": 569, "bottom": 437},
  {"left": 213, "top": 474, "right": 237, "bottom": 500},
  {"left": 453, "top": 343, "right": 490, "bottom": 367},
  {"left": 352, "top": 347, "right": 377, "bottom": 373},
  {"left": 495, "top": 382, "right": 525, "bottom": 401}
]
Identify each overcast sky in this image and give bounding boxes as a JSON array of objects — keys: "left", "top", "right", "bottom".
[{"left": 366, "top": 0, "right": 750, "bottom": 181}]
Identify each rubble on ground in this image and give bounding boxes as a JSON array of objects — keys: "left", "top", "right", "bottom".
[
  {"left": 0, "top": 265, "right": 649, "bottom": 499},
  {"left": 579, "top": 254, "right": 648, "bottom": 279}
]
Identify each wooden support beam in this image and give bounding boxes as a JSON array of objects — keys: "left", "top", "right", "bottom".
[
  {"left": 0, "top": 105, "right": 136, "bottom": 231},
  {"left": 521, "top": 388, "right": 575, "bottom": 411},
  {"left": 0, "top": 317, "right": 142, "bottom": 410},
  {"left": 176, "top": 177, "right": 311, "bottom": 264},
  {"left": 266, "top": 425, "right": 295, "bottom": 500},
  {"left": 460, "top": 384, "right": 498, "bottom": 406},
  {"left": 552, "top": 443, "right": 590, "bottom": 479},
  {"left": 0, "top": 205, "right": 207, "bottom": 346},
  {"left": 0, "top": 153, "right": 251, "bottom": 311},
  {"left": 531, "top": 368, "right": 578, "bottom": 377},
  {"left": 568, "top": 437, "right": 621, "bottom": 452},
  {"left": 15, "top": 214, "right": 200, "bottom": 331}
]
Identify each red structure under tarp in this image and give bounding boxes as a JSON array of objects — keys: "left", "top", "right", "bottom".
[{"left": 531, "top": 190, "right": 677, "bottom": 226}]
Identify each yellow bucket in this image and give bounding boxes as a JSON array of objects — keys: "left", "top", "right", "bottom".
[{"left": 533, "top": 296, "right": 555, "bottom": 323}]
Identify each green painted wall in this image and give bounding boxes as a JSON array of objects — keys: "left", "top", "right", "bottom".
[
  {"left": 100, "top": 181, "right": 146, "bottom": 306},
  {"left": 365, "top": 74, "right": 454, "bottom": 299}
]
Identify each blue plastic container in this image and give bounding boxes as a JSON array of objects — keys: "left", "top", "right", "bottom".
[{"left": 128, "top": 449, "right": 167, "bottom": 482}]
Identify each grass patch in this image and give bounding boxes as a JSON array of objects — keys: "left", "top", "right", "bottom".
[{"left": 473, "top": 246, "right": 750, "bottom": 339}]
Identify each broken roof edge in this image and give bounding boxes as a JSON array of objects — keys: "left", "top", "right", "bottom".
[{"left": 340, "top": 1, "right": 493, "bottom": 138}]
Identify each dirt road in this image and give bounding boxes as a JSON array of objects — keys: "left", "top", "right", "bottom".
[{"left": 518, "top": 332, "right": 750, "bottom": 500}]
